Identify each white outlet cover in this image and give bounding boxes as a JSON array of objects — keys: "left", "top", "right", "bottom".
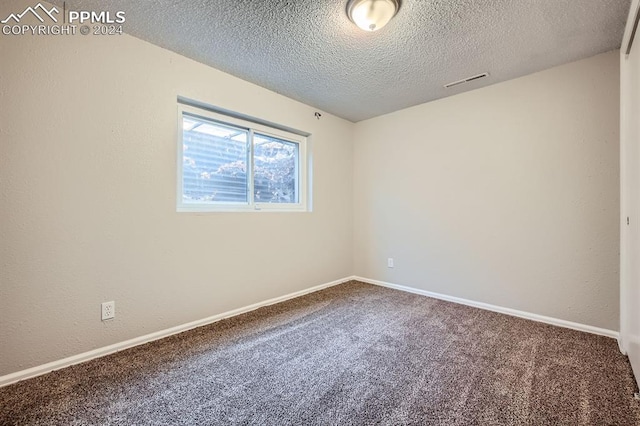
[
  {"left": 101, "top": 301, "right": 115, "bottom": 321},
  {"left": 387, "top": 258, "right": 394, "bottom": 268}
]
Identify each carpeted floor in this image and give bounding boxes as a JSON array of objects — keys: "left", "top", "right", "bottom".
[{"left": 1, "top": 281, "right": 639, "bottom": 425}]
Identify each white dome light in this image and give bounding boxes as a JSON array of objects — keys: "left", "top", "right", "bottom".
[{"left": 347, "top": 0, "right": 400, "bottom": 32}]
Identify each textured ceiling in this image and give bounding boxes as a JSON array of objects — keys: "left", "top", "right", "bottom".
[{"left": 51, "top": 0, "right": 630, "bottom": 122}]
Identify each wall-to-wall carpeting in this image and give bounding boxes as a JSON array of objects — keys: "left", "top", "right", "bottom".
[{"left": 1, "top": 281, "right": 638, "bottom": 425}]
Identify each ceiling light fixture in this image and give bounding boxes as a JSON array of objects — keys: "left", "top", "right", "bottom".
[{"left": 346, "top": 0, "right": 400, "bottom": 32}]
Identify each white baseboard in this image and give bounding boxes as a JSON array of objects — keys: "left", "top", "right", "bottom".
[
  {"left": 0, "top": 277, "right": 352, "bottom": 388},
  {"left": 2, "top": 275, "right": 621, "bottom": 388},
  {"left": 354, "top": 276, "right": 620, "bottom": 340}
]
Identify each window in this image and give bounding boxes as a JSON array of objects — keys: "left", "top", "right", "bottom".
[{"left": 177, "top": 104, "right": 309, "bottom": 212}]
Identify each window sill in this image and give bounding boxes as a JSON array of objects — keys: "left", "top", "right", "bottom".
[{"left": 177, "top": 204, "right": 309, "bottom": 213}]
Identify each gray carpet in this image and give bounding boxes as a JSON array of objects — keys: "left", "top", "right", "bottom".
[{"left": 1, "top": 281, "right": 639, "bottom": 425}]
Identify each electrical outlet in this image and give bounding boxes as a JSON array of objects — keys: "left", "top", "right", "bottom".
[
  {"left": 101, "top": 301, "right": 115, "bottom": 321},
  {"left": 387, "top": 258, "right": 394, "bottom": 268}
]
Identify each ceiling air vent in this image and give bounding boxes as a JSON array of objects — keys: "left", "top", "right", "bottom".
[{"left": 444, "top": 72, "right": 489, "bottom": 89}]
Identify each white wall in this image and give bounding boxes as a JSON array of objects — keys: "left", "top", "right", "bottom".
[
  {"left": 0, "top": 1, "right": 353, "bottom": 376},
  {"left": 620, "top": 0, "right": 640, "bottom": 382},
  {"left": 353, "top": 51, "right": 621, "bottom": 331}
]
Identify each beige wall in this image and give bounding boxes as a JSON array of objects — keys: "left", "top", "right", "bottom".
[
  {"left": 0, "top": 0, "right": 623, "bottom": 378},
  {"left": 0, "top": 5, "right": 353, "bottom": 375},
  {"left": 353, "top": 51, "right": 620, "bottom": 331}
]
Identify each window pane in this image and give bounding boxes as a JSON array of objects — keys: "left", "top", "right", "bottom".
[
  {"left": 253, "top": 133, "right": 299, "bottom": 204},
  {"left": 182, "top": 115, "right": 248, "bottom": 203}
]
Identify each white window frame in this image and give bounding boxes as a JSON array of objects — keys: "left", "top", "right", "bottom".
[{"left": 177, "top": 104, "right": 309, "bottom": 212}]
